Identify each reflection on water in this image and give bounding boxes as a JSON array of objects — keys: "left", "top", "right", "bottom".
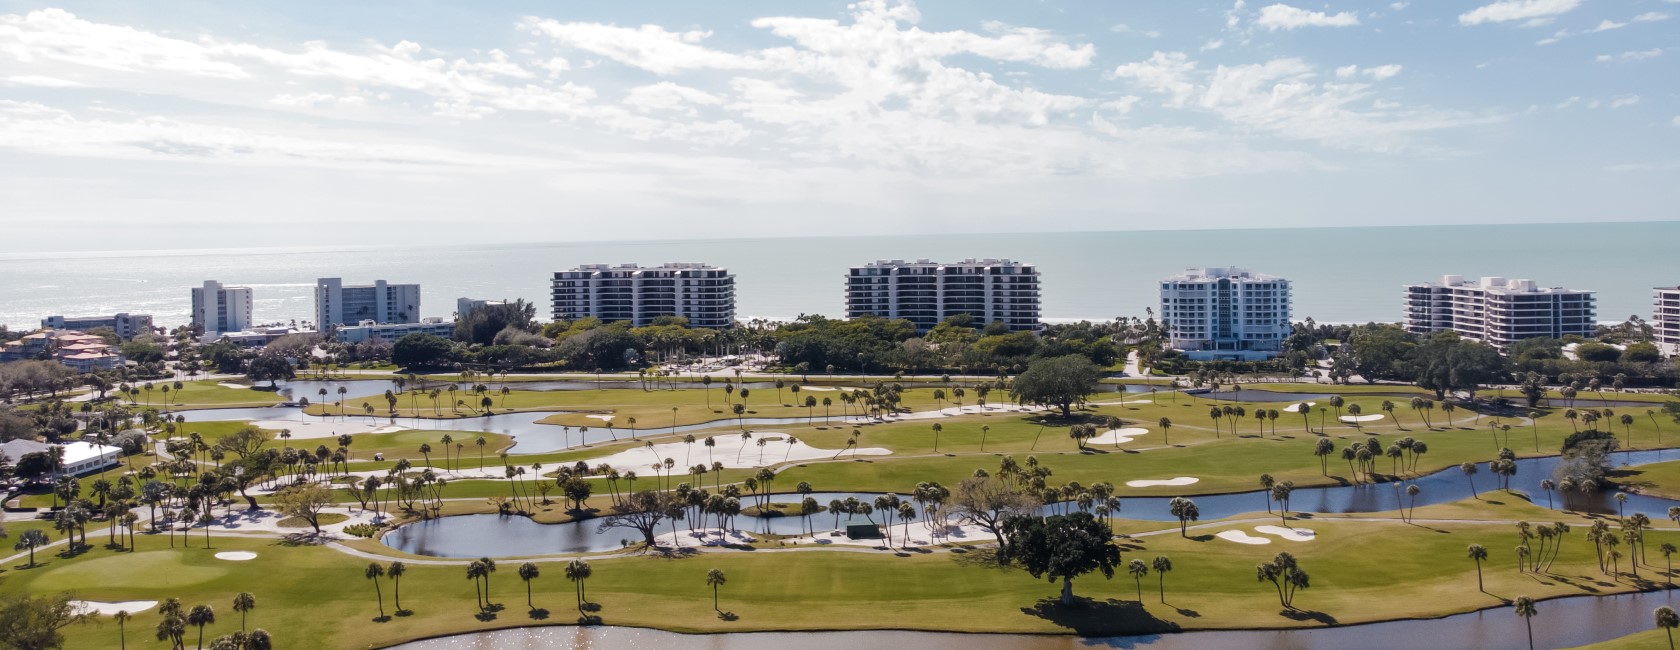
[
  {"left": 389, "top": 590, "right": 1677, "bottom": 650},
  {"left": 384, "top": 450, "right": 1680, "bottom": 557}
]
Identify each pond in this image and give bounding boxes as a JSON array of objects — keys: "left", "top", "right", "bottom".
[
  {"left": 381, "top": 450, "right": 1680, "bottom": 557},
  {"left": 174, "top": 405, "right": 909, "bottom": 454},
  {"left": 388, "top": 589, "right": 1679, "bottom": 649}
]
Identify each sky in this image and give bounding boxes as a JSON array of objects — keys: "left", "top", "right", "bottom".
[{"left": 0, "top": 0, "right": 1675, "bottom": 253}]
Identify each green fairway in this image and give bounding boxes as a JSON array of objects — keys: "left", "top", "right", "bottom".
[{"left": 10, "top": 497, "right": 1676, "bottom": 649}]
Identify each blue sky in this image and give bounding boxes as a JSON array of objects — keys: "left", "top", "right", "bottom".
[{"left": 0, "top": 0, "right": 1674, "bottom": 253}]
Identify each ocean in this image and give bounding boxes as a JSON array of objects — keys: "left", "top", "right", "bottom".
[{"left": 0, "top": 222, "right": 1672, "bottom": 331}]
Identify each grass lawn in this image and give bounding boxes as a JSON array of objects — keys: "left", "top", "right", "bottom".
[
  {"left": 309, "top": 383, "right": 955, "bottom": 430},
  {"left": 310, "top": 385, "right": 1677, "bottom": 503},
  {"left": 1615, "top": 459, "right": 1680, "bottom": 501},
  {"left": 1573, "top": 628, "right": 1678, "bottom": 649},
  {"left": 12, "top": 497, "right": 1679, "bottom": 649},
  {"left": 106, "top": 379, "right": 285, "bottom": 411}
]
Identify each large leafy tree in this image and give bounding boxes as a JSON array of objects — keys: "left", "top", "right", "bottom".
[
  {"left": 1410, "top": 332, "right": 1506, "bottom": 399},
  {"left": 0, "top": 592, "right": 91, "bottom": 650},
  {"left": 391, "top": 333, "right": 455, "bottom": 370},
  {"left": 998, "top": 512, "right": 1121, "bottom": 605},
  {"left": 1343, "top": 324, "right": 1416, "bottom": 383},
  {"left": 1009, "top": 355, "right": 1102, "bottom": 417}
]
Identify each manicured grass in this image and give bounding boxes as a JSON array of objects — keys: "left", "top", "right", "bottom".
[
  {"left": 310, "top": 383, "right": 954, "bottom": 430},
  {"left": 278, "top": 513, "right": 349, "bottom": 528},
  {"left": 1615, "top": 459, "right": 1680, "bottom": 501},
  {"left": 108, "top": 379, "right": 285, "bottom": 411},
  {"left": 13, "top": 498, "right": 1678, "bottom": 649},
  {"left": 1572, "top": 628, "right": 1677, "bottom": 649}
]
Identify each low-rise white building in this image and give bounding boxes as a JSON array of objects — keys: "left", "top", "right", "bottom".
[
  {"left": 1160, "top": 267, "right": 1292, "bottom": 361},
  {"left": 40, "top": 313, "right": 153, "bottom": 339},
  {"left": 334, "top": 318, "right": 454, "bottom": 343},
  {"left": 0, "top": 439, "right": 121, "bottom": 477},
  {"left": 457, "top": 297, "right": 508, "bottom": 318},
  {"left": 1403, "top": 275, "right": 1596, "bottom": 352}
]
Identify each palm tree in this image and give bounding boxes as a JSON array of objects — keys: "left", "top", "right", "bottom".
[
  {"left": 365, "top": 562, "right": 387, "bottom": 618},
  {"left": 980, "top": 425, "right": 990, "bottom": 452},
  {"left": 1514, "top": 596, "right": 1538, "bottom": 650},
  {"left": 115, "top": 610, "right": 131, "bottom": 650},
  {"left": 519, "top": 561, "right": 540, "bottom": 611},
  {"left": 232, "top": 593, "right": 255, "bottom": 631},
  {"left": 1314, "top": 438, "right": 1335, "bottom": 475},
  {"left": 1168, "top": 497, "right": 1199, "bottom": 537},
  {"left": 1462, "top": 462, "right": 1479, "bottom": 499},
  {"left": 931, "top": 423, "right": 943, "bottom": 452},
  {"left": 1659, "top": 605, "right": 1680, "bottom": 649},
  {"left": 1405, "top": 484, "right": 1421, "bottom": 521},
  {"left": 388, "top": 561, "right": 406, "bottom": 613},
  {"left": 1128, "top": 559, "right": 1149, "bottom": 601},
  {"left": 565, "top": 559, "right": 592, "bottom": 611},
  {"left": 1152, "top": 556, "right": 1173, "bottom": 602},
  {"left": 476, "top": 437, "right": 487, "bottom": 469},
  {"left": 1159, "top": 417, "right": 1172, "bottom": 446},
  {"left": 1664, "top": 543, "right": 1678, "bottom": 588},
  {"left": 187, "top": 604, "right": 215, "bottom": 650},
  {"left": 706, "top": 568, "right": 727, "bottom": 612},
  {"left": 1467, "top": 544, "right": 1488, "bottom": 592},
  {"left": 13, "top": 529, "right": 48, "bottom": 567}
]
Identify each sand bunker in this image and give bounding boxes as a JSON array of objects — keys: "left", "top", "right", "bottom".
[
  {"left": 585, "top": 414, "right": 616, "bottom": 423},
  {"left": 1216, "top": 530, "right": 1272, "bottom": 545},
  {"left": 217, "top": 382, "right": 253, "bottom": 390},
  {"left": 1088, "top": 427, "right": 1150, "bottom": 445},
  {"left": 1281, "top": 402, "right": 1318, "bottom": 413},
  {"left": 214, "top": 551, "right": 257, "bottom": 561},
  {"left": 1255, "top": 525, "right": 1317, "bottom": 542},
  {"left": 798, "top": 386, "right": 857, "bottom": 392},
  {"left": 72, "top": 600, "right": 157, "bottom": 616},
  {"left": 1126, "top": 476, "right": 1200, "bottom": 488},
  {"left": 586, "top": 433, "right": 888, "bottom": 469},
  {"left": 1339, "top": 414, "right": 1385, "bottom": 423}
]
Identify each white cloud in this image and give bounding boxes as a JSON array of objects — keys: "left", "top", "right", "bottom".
[
  {"left": 1363, "top": 64, "right": 1403, "bottom": 80},
  {"left": 1100, "top": 96, "right": 1142, "bottom": 114},
  {"left": 1610, "top": 94, "right": 1640, "bottom": 109},
  {"left": 1672, "top": 115, "right": 1680, "bottom": 127},
  {"left": 1110, "top": 23, "right": 1160, "bottom": 37},
  {"left": 1597, "top": 48, "right": 1663, "bottom": 62},
  {"left": 1458, "top": 0, "right": 1580, "bottom": 26},
  {"left": 1114, "top": 52, "right": 1484, "bottom": 150},
  {"left": 1390, "top": 2, "right": 1410, "bottom": 10},
  {"left": 622, "top": 82, "right": 722, "bottom": 116},
  {"left": 1112, "top": 52, "right": 1198, "bottom": 107},
  {"left": 1633, "top": 12, "right": 1671, "bottom": 22},
  {"left": 1201, "top": 39, "right": 1225, "bottom": 51},
  {"left": 4, "top": 74, "right": 83, "bottom": 87},
  {"left": 1254, "top": 4, "right": 1360, "bottom": 30},
  {"left": 1554, "top": 96, "right": 1580, "bottom": 109},
  {"left": 0, "top": 101, "right": 521, "bottom": 169},
  {"left": 268, "top": 92, "right": 366, "bottom": 107},
  {"left": 0, "top": 8, "right": 247, "bottom": 77},
  {"left": 1589, "top": 19, "right": 1628, "bottom": 32},
  {"left": 517, "top": 21, "right": 757, "bottom": 74}
]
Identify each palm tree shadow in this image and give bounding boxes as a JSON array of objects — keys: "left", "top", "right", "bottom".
[
  {"left": 718, "top": 610, "right": 739, "bottom": 621},
  {"left": 1021, "top": 596, "right": 1180, "bottom": 636},
  {"left": 527, "top": 608, "right": 550, "bottom": 620},
  {"left": 1278, "top": 608, "right": 1338, "bottom": 625}
]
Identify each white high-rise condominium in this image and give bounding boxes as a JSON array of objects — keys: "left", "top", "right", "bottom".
[
  {"left": 1159, "top": 267, "right": 1292, "bottom": 360},
  {"left": 314, "top": 278, "right": 422, "bottom": 328},
  {"left": 844, "top": 259, "right": 1041, "bottom": 332},
  {"left": 550, "top": 263, "right": 736, "bottom": 329},
  {"left": 1403, "top": 275, "right": 1596, "bottom": 352},
  {"left": 190, "top": 280, "right": 253, "bottom": 334},
  {"left": 1655, "top": 287, "right": 1680, "bottom": 356}
]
